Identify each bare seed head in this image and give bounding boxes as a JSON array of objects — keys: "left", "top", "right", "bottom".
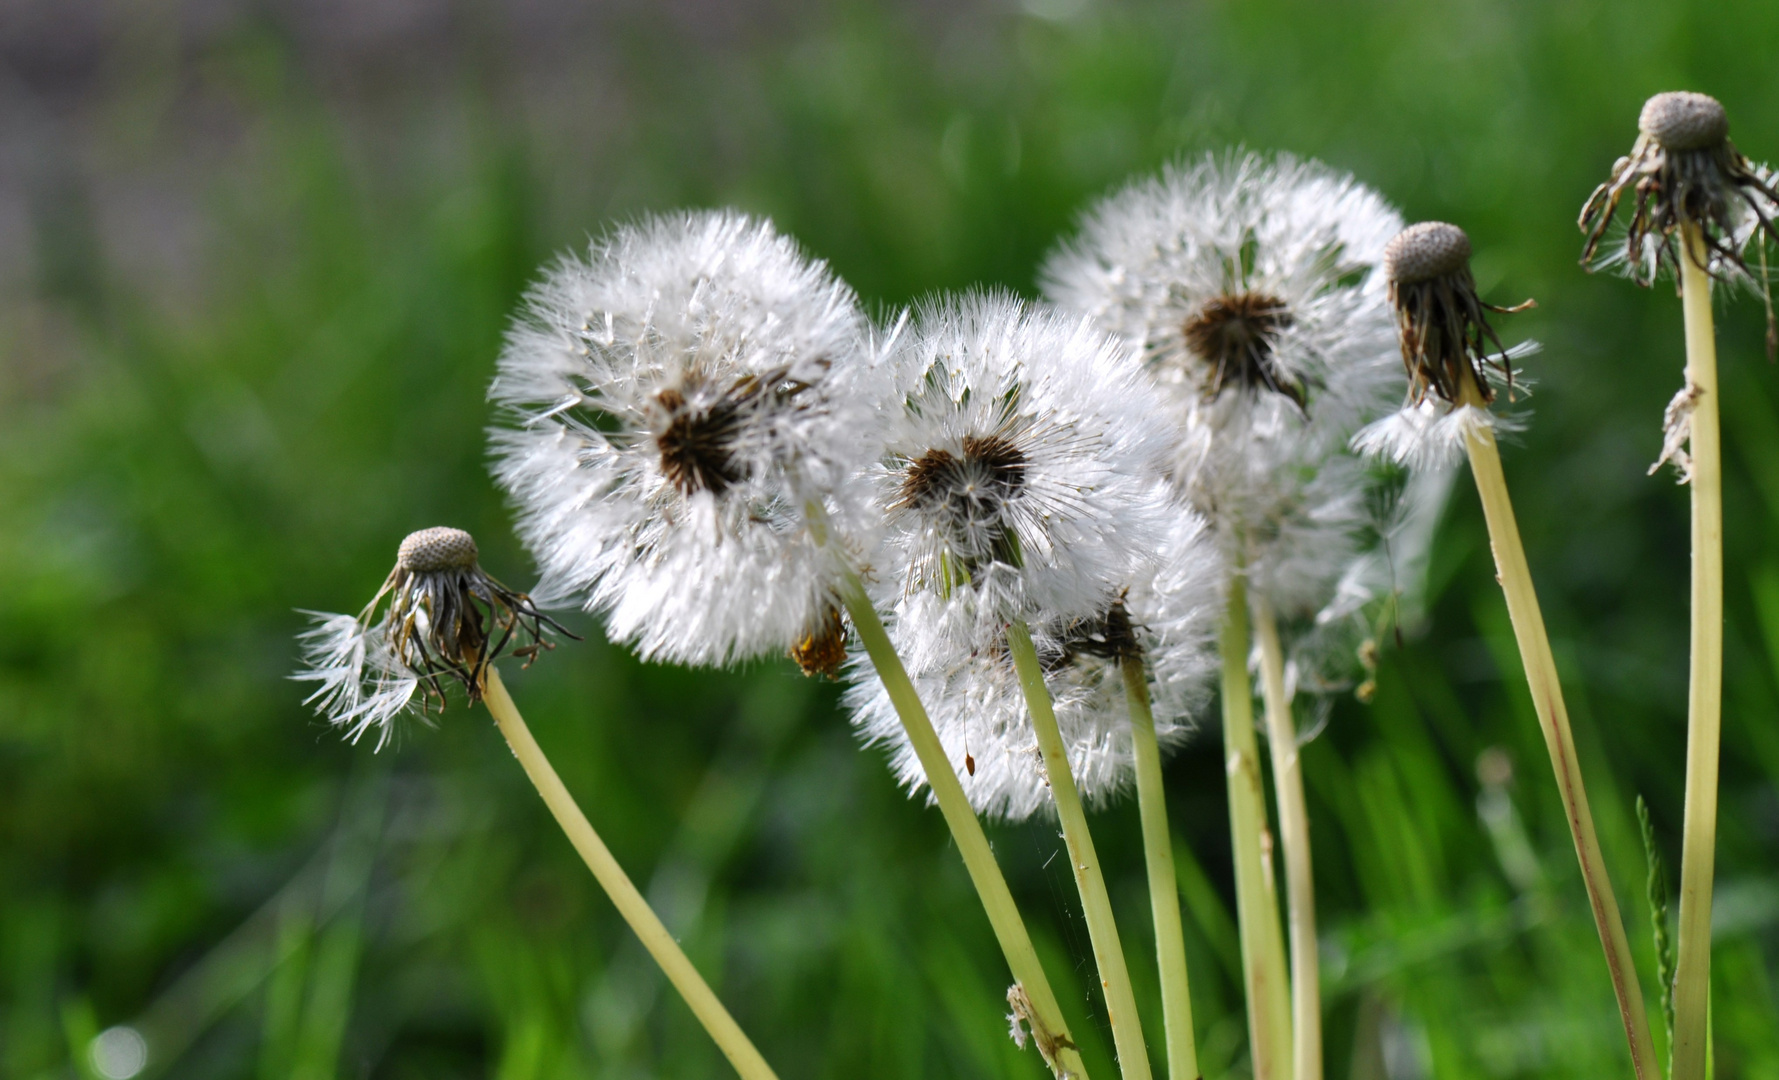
[
  {"left": 1384, "top": 222, "right": 1472, "bottom": 286},
  {"left": 1639, "top": 91, "right": 1729, "bottom": 152},
  {"left": 398, "top": 527, "right": 479, "bottom": 574}
]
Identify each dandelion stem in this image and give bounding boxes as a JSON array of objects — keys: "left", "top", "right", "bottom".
[
  {"left": 1220, "top": 576, "right": 1293, "bottom": 1080},
  {"left": 1253, "top": 600, "right": 1320, "bottom": 1080},
  {"left": 1007, "top": 619, "right": 1152, "bottom": 1080},
  {"left": 1672, "top": 223, "right": 1724, "bottom": 1080},
  {"left": 1456, "top": 374, "right": 1659, "bottom": 1079},
  {"left": 839, "top": 575, "right": 1089, "bottom": 1080},
  {"left": 479, "top": 666, "right": 780, "bottom": 1080},
  {"left": 1122, "top": 653, "right": 1201, "bottom": 1080}
]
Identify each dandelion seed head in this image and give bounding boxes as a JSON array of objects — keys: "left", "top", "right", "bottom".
[
  {"left": 490, "top": 209, "right": 885, "bottom": 666},
  {"left": 847, "top": 509, "right": 1223, "bottom": 820},
  {"left": 398, "top": 526, "right": 479, "bottom": 573},
  {"left": 867, "top": 290, "right": 1175, "bottom": 655}
]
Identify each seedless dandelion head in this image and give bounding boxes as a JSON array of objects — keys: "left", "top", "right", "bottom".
[
  {"left": 868, "top": 290, "right": 1174, "bottom": 656},
  {"left": 293, "top": 527, "right": 570, "bottom": 747},
  {"left": 1355, "top": 223, "right": 1538, "bottom": 470},
  {"left": 489, "top": 209, "right": 885, "bottom": 667},
  {"left": 847, "top": 510, "right": 1223, "bottom": 820},
  {"left": 1579, "top": 91, "right": 1779, "bottom": 305}
]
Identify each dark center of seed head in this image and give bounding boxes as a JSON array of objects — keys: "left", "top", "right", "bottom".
[
  {"left": 398, "top": 526, "right": 479, "bottom": 573},
  {"left": 1384, "top": 222, "right": 1472, "bottom": 286},
  {"left": 655, "top": 386, "right": 746, "bottom": 497},
  {"left": 1639, "top": 91, "right": 1729, "bottom": 153},
  {"left": 898, "top": 434, "right": 1029, "bottom": 512},
  {"left": 1183, "top": 292, "right": 1299, "bottom": 405}
]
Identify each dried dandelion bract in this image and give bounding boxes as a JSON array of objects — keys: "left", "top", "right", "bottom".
[{"left": 490, "top": 210, "right": 884, "bottom": 667}]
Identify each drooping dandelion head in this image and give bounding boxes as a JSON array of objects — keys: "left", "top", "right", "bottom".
[
  {"left": 1579, "top": 91, "right": 1779, "bottom": 300},
  {"left": 847, "top": 509, "right": 1223, "bottom": 820},
  {"left": 490, "top": 210, "right": 885, "bottom": 667},
  {"left": 293, "top": 527, "right": 570, "bottom": 747},
  {"left": 870, "top": 291, "right": 1173, "bottom": 658}
]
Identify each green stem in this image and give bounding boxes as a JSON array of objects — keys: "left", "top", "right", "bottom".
[
  {"left": 1007, "top": 619, "right": 1152, "bottom": 1080},
  {"left": 480, "top": 667, "right": 779, "bottom": 1080},
  {"left": 1253, "top": 600, "right": 1320, "bottom": 1080},
  {"left": 1220, "top": 576, "right": 1293, "bottom": 1080},
  {"left": 1456, "top": 374, "right": 1659, "bottom": 1079},
  {"left": 1672, "top": 223, "right": 1724, "bottom": 1080},
  {"left": 1123, "top": 654, "right": 1201, "bottom": 1080},
  {"left": 839, "top": 575, "right": 1088, "bottom": 1079}
]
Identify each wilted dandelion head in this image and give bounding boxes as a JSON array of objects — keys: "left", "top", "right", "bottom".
[
  {"left": 490, "top": 210, "right": 885, "bottom": 667},
  {"left": 1580, "top": 91, "right": 1779, "bottom": 296},
  {"left": 1352, "top": 222, "right": 1538, "bottom": 470},
  {"left": 293, "top": 527, "right": 568, "bottom": 747},
  {"left": 870, "top": 291, "right": 1174, "bottom": 655},
  {"left": 847, "top": 511, "right": 1222, "bottom": 820}
]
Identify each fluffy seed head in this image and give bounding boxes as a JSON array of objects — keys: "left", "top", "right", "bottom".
[
  {"left": 1043, "top": 151, "right": 1407, "bottom": 614},
  {"left": 398, "top": 527, "right": 479, "bottom": 573},
  {"left": 1640, "top": 91, "right": 1729, "bottom": 152},
  {"left": 866, "top": 291, "right": 1175, "bottom": 659},
  {"left": 1384, "top": 222, "right": 1472, "bottom": 286},
  {"left": 489, "top": 210, "right": 886, "bottom": 667},
  {"left": 848, "top": 509, "right": 1223, "bottom": 820}
]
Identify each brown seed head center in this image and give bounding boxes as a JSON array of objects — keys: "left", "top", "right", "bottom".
[
  {"left": 1182, "top": 292, "right": 1301, "bottom": 407},
  {"left": 655, "top": 385, "right": 747, "bottom": 497},
  {"left": 897, "top": 434, "right": 1029, "bottom": 513}
]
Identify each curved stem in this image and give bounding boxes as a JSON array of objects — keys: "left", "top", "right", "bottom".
[
  {"left": 479, "top": 667, "right": 779, "bottom": 1080},
  {"left": 1672, "top": 223, "right": 1724, "bottom": 1080},
  {"left": 1457, "top": 376, "right": 1658, "bottom": 1078},
  {"left": 840, "top": 576, "right": 1089, "bottom": 1080},
  {"left": 1219, "top": 577, "right": 1293, "bottom": 1080},
  {"left": 1006, "top": 619, "right": 1152, "bottom": 1080},
  {"left": 1123, "top": 655, "right": 1201, "bottom": 1080},
  {"left": 1253, "top": 601, "right": 1320, "bottom": 1080}
]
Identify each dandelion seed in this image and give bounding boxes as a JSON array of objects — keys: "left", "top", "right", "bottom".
[
  {"left": 293, "top": 527, "right": 569, "bottom": 747},
  {"left": 489, "top": 210, "right": 885, "bottom": 667}
]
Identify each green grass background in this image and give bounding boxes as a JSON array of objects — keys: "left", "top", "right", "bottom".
[{"left": 5, "top": 1, "right": 1779, "bottom": 1077}]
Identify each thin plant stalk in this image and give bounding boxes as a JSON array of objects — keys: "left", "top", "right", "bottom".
[
  {"left": 479, "top": 666, "right": 780, "bottom": 1080},
  {"left": 1219, "top": 575, "right": 1293, "bottom": 1080},
  {"left": 1455, "top": 373, "right": 1659, "bottom": 1079},
  {"left": 1671, "top": 222, "right": 1724, "bottom": 1080},
  {"left": 1006, "top": 619, "right": 1153, "bottom": 1080},
  {"left": 839, "top": 573, "right": 1089, "bottom": 1080},
  {"left": 1122, "top": 654, "right": 1201, "bottom": 1080},
  {"left": 1253, "top": 600, "right": 1320, "bottom": 1080}
]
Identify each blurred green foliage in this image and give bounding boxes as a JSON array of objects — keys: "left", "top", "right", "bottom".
[{"left": 6, "top": 1, "right": 1779, "bottom": 1077}]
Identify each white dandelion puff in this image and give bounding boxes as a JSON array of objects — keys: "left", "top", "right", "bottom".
[
  {"left": 848, "top": 510, "right": 1223, "bottom": 819},
  {"left": 489, "top": 210, "right": 886, "bottom": 668},
  {"left": 1044, "top": 151, "right": 1407, "bottom": 618},
  {"left": 865, "top": 290, "right": 1176, "bottom": 662},
  {"left": 293, "top": 527, "right": 569, "bottom": 748}
]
